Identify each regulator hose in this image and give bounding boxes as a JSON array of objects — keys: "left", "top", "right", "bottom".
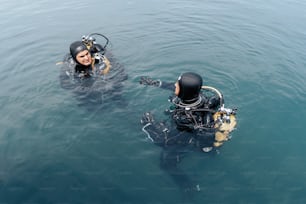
[
  {"left": 201, "top": 86, "right": 224, "bottom": 107},
  {"left": 88, "top": 33, "right": 109, "bottom": 49}
]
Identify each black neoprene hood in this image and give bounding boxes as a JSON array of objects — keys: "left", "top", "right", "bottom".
[
  {"left": 69, "top": 41, "right": 88, "bottom": 62},
  {"left": 178, "top": 72, "right": 203, "bottom": 102}
]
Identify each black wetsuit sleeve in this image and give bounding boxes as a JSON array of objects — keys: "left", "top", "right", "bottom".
[{"left": 160, "top": 81, "right": 175, "bottom": 92}]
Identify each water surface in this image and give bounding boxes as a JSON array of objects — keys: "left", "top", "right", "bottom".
[{"left": 1, "top": 0, "right": 306, "bottom": 203}]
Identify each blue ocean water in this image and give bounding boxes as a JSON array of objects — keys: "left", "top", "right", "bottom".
[{"left": 1, "top": 0, "right": 306, "bottom": 203}]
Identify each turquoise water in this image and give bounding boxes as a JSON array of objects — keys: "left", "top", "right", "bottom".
[{"left": 1, "top": 0, "right": 306, "bottom": 203}]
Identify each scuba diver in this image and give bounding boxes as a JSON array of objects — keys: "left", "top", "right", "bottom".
[
  {"left": 139, "top": 72, "right": 237, "bottom": 194},
  {"left": 62, "top": 33, "right": 111, "bottom": 80},
  {"left": 59, "top": 33, "right": 128, "bottom": 110}
]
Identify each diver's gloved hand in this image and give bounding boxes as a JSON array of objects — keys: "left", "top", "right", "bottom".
[
  {"left": 139, "top": 76, "right": 161, "bottom": 87},
  {"left": 141, "top": 112, "right": 154, "bottom": 125}
]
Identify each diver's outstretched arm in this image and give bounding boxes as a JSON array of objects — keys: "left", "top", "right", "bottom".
[{"left": 139, "top": 76, "right": 175, "bottom": 91}]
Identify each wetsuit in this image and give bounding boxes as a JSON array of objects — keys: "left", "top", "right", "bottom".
[
  {"left": 141, "top": 77, "right": 221, "bottom": 193},
  {"left": 59, "top": 42, "right": 127, "bottom": 110},
  {"left": 141, "top": 80, "right": 221, "bottom": 151}
]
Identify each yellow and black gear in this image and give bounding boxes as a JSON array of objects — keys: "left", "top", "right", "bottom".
[{"left": 213, "top": 111, "right": 237, "bottom": 147}]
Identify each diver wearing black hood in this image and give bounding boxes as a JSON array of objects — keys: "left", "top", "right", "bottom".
[
  {"left": 138, "top": 72, "right": 219, "bottom": 195},
  {"left": 139, "top": 72, "right": 237, "bottom": 195},
  {"left": 61, "top": 36, "right": 112, "bottom": 82},
  {"left": 59, "top": 33, "right": 128, "bottom": 111},
  {"left": 69, "top": 41, "right": 92, "bottom": 77},
  {"left": 140, "top": 72, "right": 221, "bottom": 148}
]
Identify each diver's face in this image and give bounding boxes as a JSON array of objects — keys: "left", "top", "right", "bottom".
[
  {"left": 76, "top": 50, "right": 92, "bottom": 66},
  {"left": 174, "top": 82, "right": 180, "bottom": 96}
]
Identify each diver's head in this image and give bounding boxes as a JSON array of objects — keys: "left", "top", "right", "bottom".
[
  {"left": 70, "top": 41, "right": 92, "bottom": 66},
  {"left": 175, "top": 72, "right": 203, "bottom": 103}
]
